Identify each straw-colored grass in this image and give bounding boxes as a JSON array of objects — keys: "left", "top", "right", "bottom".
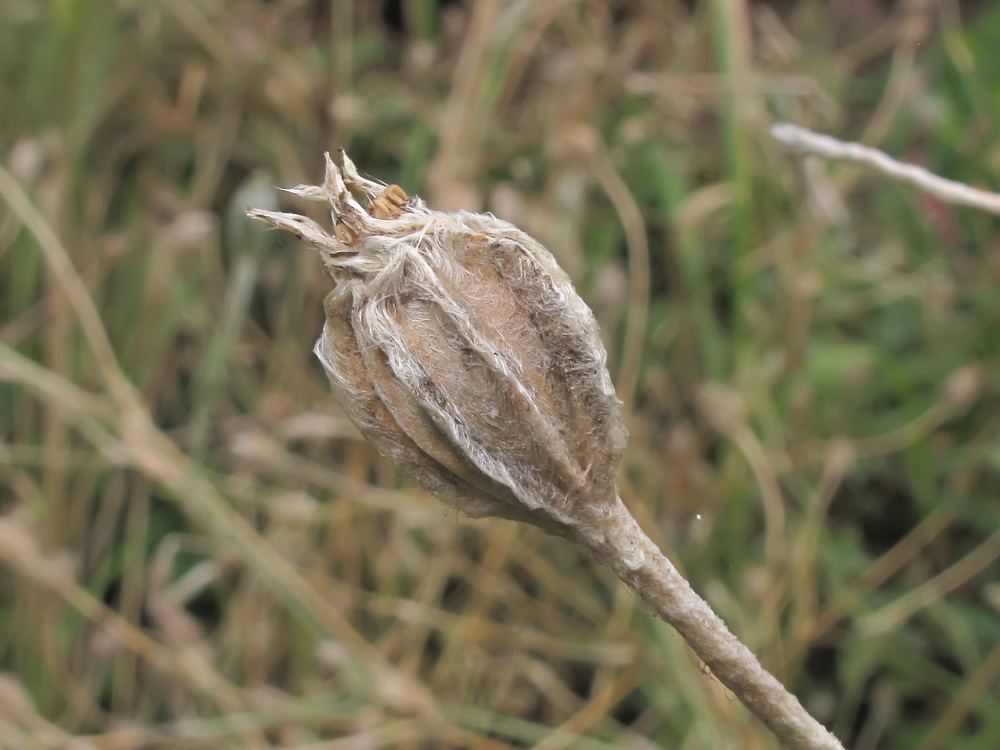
[{"left": 2, "top": 1, "right": 1000, "bottom": 748}]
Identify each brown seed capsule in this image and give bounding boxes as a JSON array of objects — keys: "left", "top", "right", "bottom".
[{"left": 248, "top": 152, "right": 627, "bottom": 537}]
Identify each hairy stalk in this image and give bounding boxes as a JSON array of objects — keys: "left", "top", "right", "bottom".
[
  {"left": 249, "top": 152, "right": 846, "bottom": 750},
  {"left": 576, "top": 498, "right": 843, "bottom": 750}
]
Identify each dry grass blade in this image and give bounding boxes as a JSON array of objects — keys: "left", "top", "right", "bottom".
[
  {"left": 772, "top": 122, "right": 1000, "bottom": 214},
  {"left": 6, "top": 3, "right": 1000, "bottom": 748},
  {"left": 0, "top": 163, "right": 438, "bottom": 722}
]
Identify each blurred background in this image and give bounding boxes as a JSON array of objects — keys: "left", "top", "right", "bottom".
[{"left": 2, "top": 0, "right": 1000, "bottom": 748}]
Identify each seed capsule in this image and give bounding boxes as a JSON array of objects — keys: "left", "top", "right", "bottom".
[{"left": 248, "top": 152, "right": 626, "bottom": 536}]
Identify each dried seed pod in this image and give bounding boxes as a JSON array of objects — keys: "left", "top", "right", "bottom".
[{"left": 248, "top": 152, "right": 626, "bottom": 537}]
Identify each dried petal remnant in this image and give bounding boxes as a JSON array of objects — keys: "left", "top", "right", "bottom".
[{"left": 248, "top": 152, "right": 626, "bottom": 536}]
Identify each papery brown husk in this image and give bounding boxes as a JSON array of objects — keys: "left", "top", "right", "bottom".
[
  {"left": 317, "top": 215, "right": 627, "bottom": 535},
  {"left": 251, "top": 153, "right": 627, "bottom": 538}
]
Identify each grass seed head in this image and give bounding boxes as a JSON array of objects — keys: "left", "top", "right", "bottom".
[{"left": 249, "top": 152, "right": 627, "bottom": 537}]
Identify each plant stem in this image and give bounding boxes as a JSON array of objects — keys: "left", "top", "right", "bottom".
[{"left": 581, "top": 498, "right": 845, "bottom": 750}]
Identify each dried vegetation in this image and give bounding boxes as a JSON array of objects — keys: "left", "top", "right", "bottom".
[{"left": 2, "top": 1, "right": 1000, "bottom": 749}]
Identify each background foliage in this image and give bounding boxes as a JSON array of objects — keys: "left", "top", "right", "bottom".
[{"left": 2, "top": 1, "right": 1000, "bottom": 748}]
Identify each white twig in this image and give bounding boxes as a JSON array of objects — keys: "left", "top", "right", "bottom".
[{"left": 771, "top": 122, "right": 1000, "bottom": 214}]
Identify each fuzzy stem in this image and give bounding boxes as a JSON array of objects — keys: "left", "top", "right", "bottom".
[{"left": 581, "top": 498, "right": 845, "bottom": 750}]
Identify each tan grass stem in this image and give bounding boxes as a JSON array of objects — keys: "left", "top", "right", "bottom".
[{"left": 771, "top": 122, "right": 1000, "bottom": 214}]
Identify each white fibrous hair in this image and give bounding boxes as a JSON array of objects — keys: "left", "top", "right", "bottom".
[{"left": 249, "top": 152, "right": 627, "bottom": 537}]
